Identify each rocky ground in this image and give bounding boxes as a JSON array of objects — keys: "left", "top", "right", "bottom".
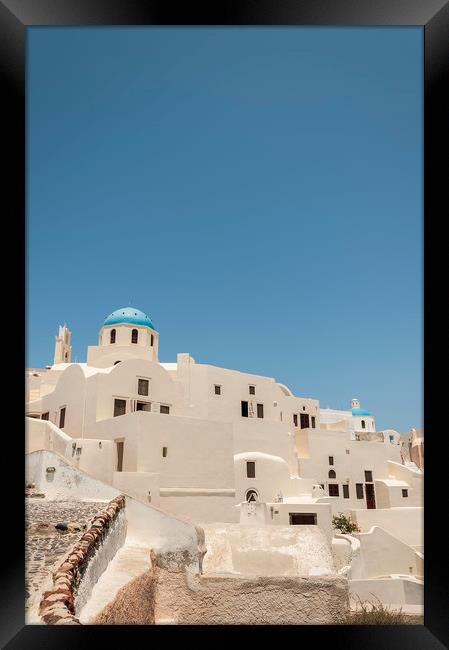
[{"left": 25, "top": 486, "right": 107, "bottom": 616}]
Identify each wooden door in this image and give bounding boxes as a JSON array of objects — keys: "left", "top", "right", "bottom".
[
  {"left": 365, "top": 483, "right": 376, "bottom": 509},
  {"left": 300, "top": 413, "right": 310, "bottom": 429}
]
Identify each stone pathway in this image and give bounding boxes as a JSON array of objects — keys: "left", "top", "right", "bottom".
[{"left": 25, "top": 498, "right": 107, "bottom": 619}]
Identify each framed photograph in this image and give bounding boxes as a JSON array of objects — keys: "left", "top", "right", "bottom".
[{"left": 2, "top": 0, "right": 448, "bottom": 646}]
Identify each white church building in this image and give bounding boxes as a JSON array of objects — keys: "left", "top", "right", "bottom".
[{"left": 25, "top": 306, "right": 423, "bottom": 612}]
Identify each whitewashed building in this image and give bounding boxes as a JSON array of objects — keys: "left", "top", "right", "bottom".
[
  {"left": 25, "top": 306, "right": 423, "bottom": 609},
  {"left": 25, "top": 306, "right": 423, "bottom": 519}
]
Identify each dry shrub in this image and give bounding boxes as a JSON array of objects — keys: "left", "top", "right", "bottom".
[
  {"left": 339, "top": 595, "right": 423, "bottom": 625},
  {"left": 332, "top": 513, "right": 361, "bottom": 535},
  {"left": 91, "top": 570, "right": 155, "bottom": 625}
]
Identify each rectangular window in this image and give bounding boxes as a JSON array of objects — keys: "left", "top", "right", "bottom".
[
  {"left": 160, "top": 405, "right": 170, "bottom": 415},
  {"left": 257, "top": 403, "right": 264, "bottom": 418},
  {"left": 402, "top": 489, "right": 408, "bottom": 498},
  {"left": 356, "top": 483, "right": 364, "bottom": 499},
  {"left": 343, "top": 484, "right": 350, "bottom": 498},
  {"left": 138, "top": 378, "right": 149, "bottom": 396},
  {"left": 41, "top": 412, "right": 49, "bottom": 421},
  {"left": 249, "top": 385, "right": 256, "bottom": 395},
  {"left": 114, "top": 399, "right": 127, "bottom": 417},
  {"left": 59, "top": 407, "right": 66, "bottom": 429},
  {"left": 364, "top": 470, "right": 373, "bottom": 482},
  {"left": 214, "top": 384, "right": 222, "bottom": 395},
  {"left": 389, "top": 435, "right": 394, "bottom": 443},
  {"left": 293, "top": 414, "right": 298, "bottom": 427},
  {"left": 328, "top": 484, "right": 339, "bottom": 497},
  {"left": 361, "top": 420, "right": 366, "bottom": 429},
  {"left": 136, "top": 401, "right": 151, "bottom": 412},
  {"left": 329, "top": 456, "right": 334, "bottom": 465},
  {"left": 300, "top": 413, "right": 310, "bottom": 429},
  {"left": 151, "top": 334, "right": 154, "bottom": 346},
  {"left": 289, "top": 513, "right": 317, "bottom": 525},
  {"left": 311, "top": 416, "right": 316, "bottom": 428},
  {"left": 162, "top": 447, "right": 167, "bottom": 458},
  {"left": 241, "top": 401, "right": 249, "bottom": 417},
  {"left": 246, "top": 461, "right": 256, "bottom": 478}
]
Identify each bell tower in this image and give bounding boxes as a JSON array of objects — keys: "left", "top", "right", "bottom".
[{"left": 54, "top": 324, "right": 72, "bottom": 364}]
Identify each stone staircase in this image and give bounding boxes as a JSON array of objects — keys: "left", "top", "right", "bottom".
[{"left": 78, "top": 541, "right": 151, "bottom": 623}]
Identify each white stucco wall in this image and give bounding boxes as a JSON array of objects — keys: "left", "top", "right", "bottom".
[
  {"left": 387, "top": 461, "right": 423, "bottom": 506},
  {"left": 26, "top": 418, "right": 72, "bottom": 457},
  {"left": 136, "top": 413, "right": 234, "bottom": 488},
  {"left": 37, "top": 364, "right": 90, "bottom": 436},
  {"left": 265, "top": 501, "right": 334, "bottom": 541},
  {"left": 175, "top": 357, "right": 320, "bottom": 440},
  {"left": 74, "top": 508, "right": 128, "bottom": 615},
  {"left": 91, "top": 411, "right": 235, "bottom": 492},
  {"left": 124, "top": 497, "right": 202, "bottom": 566},
  {"left": 374, "top": 479, "right": 421, "bottom": 508},
  {"left": 349, "top": 576, "right": 423, "bottom": 609},
  {"left": 64, "top": 438, "right": 116, "bottom": 486},
  {"left": 158, "top": 495, "right": 238, "bottom": 524},
  {"left": 201, "top": 523, "right": 335, "bottom": 576},
  {"left": 234, "top": 452, "right": 295, "bottom": 504},
  {"left": 351, "top": 507, "right": 423, "bottom": 548},
  {"left": 94, "top": 358, "right": 184, "bottom": 422},
  {"left": 295, "top": 428, "right": 403, "bottom": 511},
  {"left": 350, "top": 526, "right": 422, "bottom": 579},
  {"left": 112, "top": 471, "right": 161, "bottom": 507},
  {"left": 26, "top": 449, "right": 120, "bottom": 501}
]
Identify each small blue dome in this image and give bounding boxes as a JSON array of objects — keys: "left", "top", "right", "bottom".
[
  {"left": 352, "top": 407, "right": 372, "bottom": 417},
  {"left": 103, "top": 307, "right": 156, "bottom": 330}
]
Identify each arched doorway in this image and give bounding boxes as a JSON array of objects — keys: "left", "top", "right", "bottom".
[{"left": 245, "top": 489, "right": 259, "bottom": 503}]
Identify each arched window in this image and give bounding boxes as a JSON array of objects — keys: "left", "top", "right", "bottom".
[
  {"left": 110, "top": 329, "right": 116, "bottom": 344},
  {"left": 328, "top": 469, "right": 336, "bottom": 479},
  {"left": 131, "top": 329, "right": 138, "bottom": 344},
  {"left": 361, "top": 420, "right": 366, "bottom": 429},
  {"left": 245, "top": 489, "right": 259, "bottom": 503}
]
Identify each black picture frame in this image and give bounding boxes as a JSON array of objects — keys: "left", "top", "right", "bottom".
[{"left": 2, "top": 0, "right": 448, "bottom": 647}]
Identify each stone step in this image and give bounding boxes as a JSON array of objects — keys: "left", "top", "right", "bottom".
[{"left": 78, "top": 541, "right": 151, "bottom": 624}]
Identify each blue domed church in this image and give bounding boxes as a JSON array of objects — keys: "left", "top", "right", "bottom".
[{"left": 87, "top": 306, "right": 159, "bottom": 368}]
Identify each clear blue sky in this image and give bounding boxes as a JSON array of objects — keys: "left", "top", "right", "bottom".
[{"left": 27, "top": 27, "right": 422, "bottom": 432}]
